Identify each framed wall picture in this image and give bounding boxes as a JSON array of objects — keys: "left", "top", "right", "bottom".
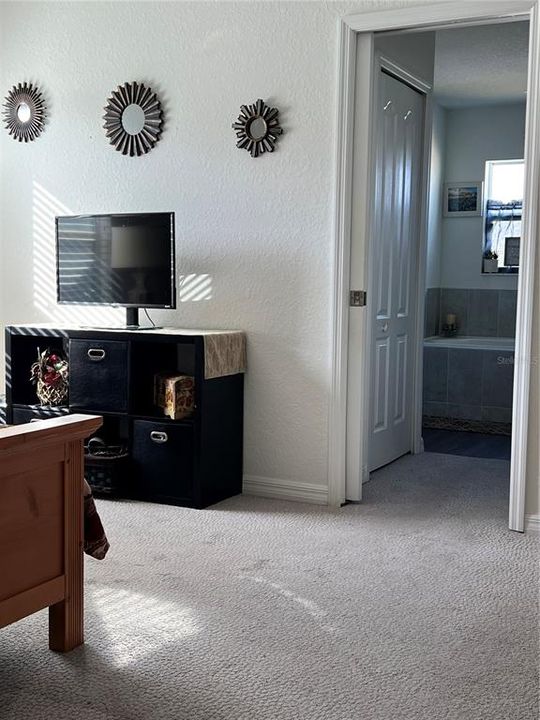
[
  {"left": 504, "top": 236, "right": 520, "bottom": 267},
  {"left": 443, "top": 181, "right": 483, "bottom": 217}
]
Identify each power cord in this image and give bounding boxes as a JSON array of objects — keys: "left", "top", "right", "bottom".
[{"left": 143, "top": 308, "right": 156, "bottom": 327}]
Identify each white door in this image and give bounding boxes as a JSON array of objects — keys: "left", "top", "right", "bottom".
[{"left": 368, "top": 71, "right": 424, "bottom": 472}]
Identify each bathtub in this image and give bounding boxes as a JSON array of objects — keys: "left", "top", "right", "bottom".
[
  {"left": 423, "top": 335, "right": 515, "bottom": 427},
  {"left": 424, "top": 335, "right": 515, "bottom": 351}
]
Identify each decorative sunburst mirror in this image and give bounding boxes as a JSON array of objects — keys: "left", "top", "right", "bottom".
[
  {"left": 2, "top": 82, "right": 46, "bottom": 142},
  {"left": 103, "top": 81, "right": 163, "bottom": 157},
  {"left": 232, "top": 98, "right": 283, "bottom": 158}
]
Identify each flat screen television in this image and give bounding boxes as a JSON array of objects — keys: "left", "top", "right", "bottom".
[{"left": 56, "top": 212, "right": 175, "bottom": 329}]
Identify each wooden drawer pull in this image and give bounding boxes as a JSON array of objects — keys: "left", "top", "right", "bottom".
[
  {"left": 150, "top": 431, "right": 168, "bottom": 444},
  {"left": 87, "top": 348, "right": 106, "bottom": 361}
]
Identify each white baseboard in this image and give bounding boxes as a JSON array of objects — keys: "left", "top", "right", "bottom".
[
  {"left": 525, "top": 514, "right": 540, "bottom": 534},
  {"left": 243, "top": 475, "right": 328, "bottom": 505}
]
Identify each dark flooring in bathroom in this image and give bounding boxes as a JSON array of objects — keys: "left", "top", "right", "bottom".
[{"left": 422, "top": 428, "right": 511, "bottom": 461}]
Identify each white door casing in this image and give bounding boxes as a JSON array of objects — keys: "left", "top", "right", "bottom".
[
  {"left": 368, "top": 71, "right": 424, "bottom": 472},
  {"left": 330, "top": 1, "right": 539, "bottom": 532}
]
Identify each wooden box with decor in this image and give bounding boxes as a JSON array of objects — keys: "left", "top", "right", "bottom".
[{"left": 154, "top": 373, "right": 195, "bottom": 420}]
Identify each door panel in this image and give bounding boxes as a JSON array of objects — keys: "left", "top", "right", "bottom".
[
  {"left": 395, "top": 334, "right": 407, "bottom": 423},
  {"left": 369, "top": 71, "right": 424, "bottom": 471},
  {"left": 373, "top": 338, "right": 390, "bottom": 432}
]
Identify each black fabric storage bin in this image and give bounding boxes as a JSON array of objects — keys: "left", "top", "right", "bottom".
[
  {"left": 69, "top": 339, "right": 129, "bottom": 412},
  {"left": 132, "top": 420, "right": 194, "bottom": 502}
]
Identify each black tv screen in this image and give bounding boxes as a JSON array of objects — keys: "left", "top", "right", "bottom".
[{"left": 56, "top": 212, "right": 176, "bottom": 308}]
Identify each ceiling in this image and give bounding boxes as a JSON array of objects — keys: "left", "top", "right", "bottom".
[{"left": 433, "top": 21, "right": 530, "bottom": 108}]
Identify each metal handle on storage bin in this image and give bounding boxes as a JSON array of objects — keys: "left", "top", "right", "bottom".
[
  {"left": 150, "top": 431, "right": 168, "bottom": 444},
  {"left": 87, "top": 348, "right": 106, "bottom": 362}
]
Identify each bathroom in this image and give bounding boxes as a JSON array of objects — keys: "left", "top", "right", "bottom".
[{"left": 421, "top": 22, "right": 527, "bottom": 460}]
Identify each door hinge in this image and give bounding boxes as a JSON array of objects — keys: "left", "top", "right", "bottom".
[{"left": 350, "top": 290, "right": 367, "bottom": 307}]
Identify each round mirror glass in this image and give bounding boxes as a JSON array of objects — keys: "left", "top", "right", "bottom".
[
  {"left": 247, "top": 116, "right": 267, "bottom": 141},
  {"left": 122, "top": 104, "right": 145, "bottom": 136},
  {"left": 17, "top": 102, "right": 31, "bottom": 123}
]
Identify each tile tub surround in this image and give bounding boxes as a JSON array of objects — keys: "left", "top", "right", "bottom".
[
  {"left": 424, "top": 288, "right": 517, "bottom": 338},
  {"left": 424, "top": 287, "right": 441, "bottom": 337},
  {"left": 423, "top": 341, "right": 515, "bottom": 428}
]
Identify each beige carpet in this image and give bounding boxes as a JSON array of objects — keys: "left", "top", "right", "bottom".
[{"left": 1, "top": 452, "right": 538, "bottom": 719}]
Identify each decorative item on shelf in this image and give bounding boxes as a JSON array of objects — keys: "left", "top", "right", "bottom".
[
  {"left": 84, "top": 437, "right": 129, "bottom": 496},
  {"left": 232, "top": 98, "right": 283, "bottom": 158},
  {"left": 483, "top": 250, "right": 499, "bottom": 273},
  {"left": 443, "top": 181, "right": 483, "bottom": 217},
  {"left": 154, "top": 373, "right": 195, "bottom": 420},
  {"left": 29, "top": 347, "right": 68, "bottom": 406},
  {"left": 504, "top": 236, "right": 520, "bottom": 267},
  {"left": 2, "top": 82, "right": 46, "bottom": 142},
  {"left": 103, "top": 81, "right": 163, "bottom": 156},
  {"left": 442, "top": 313, "right": 457, "bottom": 337}
]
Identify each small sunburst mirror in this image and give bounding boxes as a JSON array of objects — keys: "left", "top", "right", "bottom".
[
  {"left": 2, "top": 82, "right": 46, "bottom": 142},
  {"left": 232, "top": 99, "right": 283, "bottom": 158},
  {"left": 103, "top": 81, "right": 163, "bottom": 157}
]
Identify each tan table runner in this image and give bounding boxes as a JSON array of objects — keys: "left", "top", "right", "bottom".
[
  {"left": 203, "top": 331, "right": 247, "bottom": 379},
  {"left": 4, "top": 325, "right": 247, "bottom": 380}
]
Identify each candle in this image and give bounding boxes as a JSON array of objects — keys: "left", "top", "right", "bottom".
[{"left": 446, "top": 313, "right": 456, "bottom": 325}]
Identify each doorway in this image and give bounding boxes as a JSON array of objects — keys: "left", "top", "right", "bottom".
[
  {"left": 371, "top": 22, "right": 528, "bottom": 474},
  {"left": 328, "top": 3, "right": 539, "bottom": 533}
]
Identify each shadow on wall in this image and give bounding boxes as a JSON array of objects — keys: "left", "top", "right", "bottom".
[{"left": 32, "top": 181, "right": 124, "bottom": 326}]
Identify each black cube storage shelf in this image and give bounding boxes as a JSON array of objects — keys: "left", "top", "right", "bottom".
[{"left": 4, "top": 325, "right": 244, "bottom": 509}]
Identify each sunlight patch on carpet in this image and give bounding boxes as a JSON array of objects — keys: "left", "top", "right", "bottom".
[{"left": 88, "top": 585, "right": 201, "bottom": 667}]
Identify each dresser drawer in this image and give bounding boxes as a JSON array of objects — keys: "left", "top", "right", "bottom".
[
  {"left": 69, "top": 339, "right": 128, "bottom": 412},
  {"left": 132, "top": 420, "right": 194, "bottom": 501}
]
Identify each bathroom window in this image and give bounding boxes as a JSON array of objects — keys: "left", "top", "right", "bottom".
[{"left": 483, "top": 159, "right": 524, "bottom": 273}]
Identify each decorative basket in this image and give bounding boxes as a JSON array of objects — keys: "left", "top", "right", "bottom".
[
  {"left": 84, "top": 437, "right": 129, "bottom": 497},
  {"left": 30, "top": 347, "right": 69, "bottom": 407},
  {"left": 36, "top": 378, "right": 68, "bottom": 406}
]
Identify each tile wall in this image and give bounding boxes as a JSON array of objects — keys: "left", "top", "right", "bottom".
[
  {"left": 423, "top": 287, "right": 517, "bottom": 427},
  {"left": 424, "top": 287, "right": 517, "bottom": 338}
]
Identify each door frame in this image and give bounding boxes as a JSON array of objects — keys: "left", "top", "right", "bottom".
[{"left": 328, "top": 1, "right": 540, "bottom": 533}]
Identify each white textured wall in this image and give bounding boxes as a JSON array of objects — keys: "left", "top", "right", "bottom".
[
  {"left": 0, "top": 1, "right": 538, "bottom": 518},
  {"left": 2, "top": 0, "right": 413, "bottom": 488},
  {"left": 0, "top": 0, "right": 359, "bottom": 487},
  {"left": 425, "top": 101, "right": 446, "bottom": 288},
  {"left": 440, "top": 103, "right": 525, "bottom": 290}
]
